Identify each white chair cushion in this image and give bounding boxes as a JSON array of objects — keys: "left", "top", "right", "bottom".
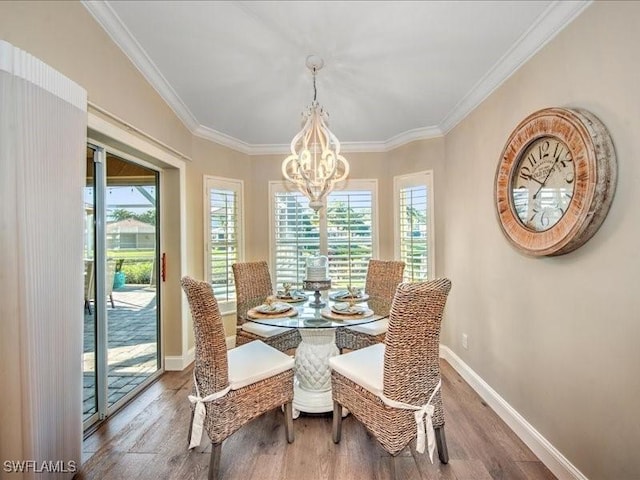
[
  {"left": 241, "top": 321, "right": 290, "bottom": 338},
  {"left": 329, "top": 343, "right": 384, "bottom": 397},
  {"left": 228, "top": 340, "right": 294, "bottom": 390},
  {"left": 346, "top": 318, "right": 389, "bottom": 336}
]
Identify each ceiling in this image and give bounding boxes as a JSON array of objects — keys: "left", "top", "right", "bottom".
[{"left": 83, "top": 1, "right": 590, "bottom": 154}]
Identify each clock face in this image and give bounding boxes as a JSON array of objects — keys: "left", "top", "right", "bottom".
[{"left": 510, "top": 136, "right": 575, "bottom": 231}]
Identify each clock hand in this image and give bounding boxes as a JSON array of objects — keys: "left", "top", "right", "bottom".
[
  {"left": 522, "top": 174, "right": 545, "bottom": 186},
  {"left": 533, "top": 156, "right": 562, "bottom": 199}
]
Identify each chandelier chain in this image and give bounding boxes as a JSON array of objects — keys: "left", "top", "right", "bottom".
[{"left": 312, "top": 67, "right": 317, "bottom": 103}]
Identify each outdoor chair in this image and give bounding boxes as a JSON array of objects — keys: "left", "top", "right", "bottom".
[
  {"left": 84, "top": 258, "right": 116, "bottom": 314},
  {"left": 330, "top": 278, "right": 452, "bottom": 463},
  {"left": 181, "top": 276, "right": 295, "bottom": 480}
]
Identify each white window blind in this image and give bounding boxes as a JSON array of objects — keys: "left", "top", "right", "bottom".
[
  {"left": 205, "top": 177, "right": 243, "bottom": 309},
  {"left": 394, "top": 172, "right": 434, "bottom": 281},
  {"left": 326, "top": 191, "right": 373, "bottom": 288},
  {"left": 272, "top": 191, "right": 320, "bottom": 286},
  {"left": 270, "top": 181, "right": 377, "bottom": 290}
]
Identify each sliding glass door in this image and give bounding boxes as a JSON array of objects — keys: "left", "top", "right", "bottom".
[{"left": 83, "top": 144, "right": 162, "bottom": 429}]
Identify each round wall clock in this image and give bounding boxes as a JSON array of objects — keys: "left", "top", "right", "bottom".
[{"left": 495, "top": 107, "right": 617, "bottom": 256}]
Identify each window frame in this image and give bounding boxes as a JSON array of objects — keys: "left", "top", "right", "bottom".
[
  {"left": 269, "top": 179, "right": 379, "bottom": 289},
  {"left": 203, "top": 175, "right": 244, "bottom": 314},
  {"left": 393, "top": 170, "right": 435, "bottom": 281}
]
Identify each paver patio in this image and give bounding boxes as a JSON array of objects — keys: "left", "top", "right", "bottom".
[{"left": 83, "top": 285, "right": 159, "bottom": 422}]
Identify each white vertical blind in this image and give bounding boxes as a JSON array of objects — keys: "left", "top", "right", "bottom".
[
  {"left": 395, "top": 171, "right": 434, "bottom": 281},
  {"left": 204, "top": 176, "right": 243, "bottom": 310},
  {"left": 0, "top": 40, "right": 86, "bottom": 478}
]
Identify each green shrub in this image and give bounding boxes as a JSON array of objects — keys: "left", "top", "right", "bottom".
[{"left": 121, "top": 262, "right": 152, "bottom": 284}]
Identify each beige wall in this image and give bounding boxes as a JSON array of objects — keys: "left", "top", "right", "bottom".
[{"left": 442, "top": 2, "right": 640, "bottom": 478}]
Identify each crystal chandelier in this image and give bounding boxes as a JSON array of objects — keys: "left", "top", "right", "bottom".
[{"left": 282, "top": 55, "right": 349, "bottom": 211}]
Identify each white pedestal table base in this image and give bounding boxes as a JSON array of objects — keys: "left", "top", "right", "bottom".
[{"left": 292, "top": 328, "right": 339, "bottom": 416}]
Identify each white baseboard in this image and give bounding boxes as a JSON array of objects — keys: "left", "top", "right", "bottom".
[
  {"left": 165, "top": 337, "right": 234, "bottom": 371},
  {"left": 439, "top": 345, "right": 587, "bottom": 480},
  {"left": 164, "top": 346, "right": 195, "bottom": 371}
]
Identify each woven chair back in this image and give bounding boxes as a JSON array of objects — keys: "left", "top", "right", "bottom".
[
  {"left": 383, "top": 279, "right": 452, "bottom": 406},
  {"left": 232, "top": 261, "right": 273, "bottom": 324},
  {"left": 181, "top": 276, "right": 229, "bottom": 396},
  {"left": 365, "top": 260, "right": 405, "bottom": 301}
]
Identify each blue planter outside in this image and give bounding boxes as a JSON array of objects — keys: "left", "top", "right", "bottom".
[{"left": 113, "top": 271, "right": 126, "bottom": 289}]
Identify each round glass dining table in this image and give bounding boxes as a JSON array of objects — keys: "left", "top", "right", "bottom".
[{"left": 244, "top": 294, "right": 390, "bottom": 417}]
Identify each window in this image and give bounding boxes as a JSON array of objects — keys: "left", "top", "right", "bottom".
[
  {"left": 394, "top": 171, "right": 434, "bottom": 281},
  {"left": 204, "top": 176, "right": 244, "bottom": 311},
  {"left": 270, "top": 180, "right": 377, "bottom": 289}
]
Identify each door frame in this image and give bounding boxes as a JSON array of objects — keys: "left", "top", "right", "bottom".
[{"left": 87, "top": 109, "right": 190, "bottom": 374}]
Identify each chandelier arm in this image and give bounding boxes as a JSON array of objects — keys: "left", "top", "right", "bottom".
[
  {"left": 298, "top": 167, "right": 314, "bottom": 188},
  {"left": 303, "top": 180, "right": 321, "bottom": 204},
  {"left": 321, "top": 151, "right": 339, "bottom": 182},
  {"left": 326, "top": 127, "right": 342, "bottom": 155},
  {"left": 317, "top": 182, "right": 332, "bottom": 202},
  {"left": 281, "top": 155, "right": 294, "bottom": 182},
  {"left": 296, "top": 148, "right": 314, "bottom": 185},
  {"left": 289, "top": 111, "right": 313, "bottom": 155},
  {"left": 335, "top": 155, "right": 350, "bottom": 182},
  {"left": 317, "top": 117, "right": 331, "bottom": 154}
]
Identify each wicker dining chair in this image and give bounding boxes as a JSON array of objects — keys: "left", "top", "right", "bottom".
[
  {"left": 335, "top": 259, "right": 405, "bottom": 351},
  {"left": 330, "top": 278, "right": 452, "bottom": 463},
  {"left": 232, "top": 261, "right": 301, "bottom": 352},
  {"left": 181, "top": 276, "right": 295, "bottom": 480}
]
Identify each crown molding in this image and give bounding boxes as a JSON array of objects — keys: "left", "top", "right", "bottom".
[
  {"left": 439, "top": 0, "right": 592, "bottom": 134},
  {"left": 195, "top": 126, "right": 444, "bottom": 156},
  {"left": 193, "top": 124, "right": 253, "bottom": 155},
  {"left": 81, "top": 0, "right": 200, "bottom": 132},
  {"left": 84, "top": 0, "right": 591, "bottom": 155},
  {"left": 341, "top": 141, "right": 388, "bottom": 154},
  {"left": 381, "top": 126, "right": 443, "bottom": 151},
  {"left": 245, "top": 143, "right": 290, "bottom": 156}
]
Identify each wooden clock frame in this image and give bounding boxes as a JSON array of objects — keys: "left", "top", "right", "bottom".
[{"left": 494, "top": 107, "right": 617, "bottom": 256}]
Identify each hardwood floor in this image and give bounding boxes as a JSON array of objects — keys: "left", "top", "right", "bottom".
[{"left": 77, "top": 360, "right": 556, "bottom": 480}]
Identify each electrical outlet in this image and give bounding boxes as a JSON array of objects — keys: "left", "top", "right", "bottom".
[{"left": 462, "top": 333, "right": 468, "bottom": 350}]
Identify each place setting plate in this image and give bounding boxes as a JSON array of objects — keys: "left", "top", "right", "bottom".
[
  {"left": 248, "top": 302, "right": 298, "bottom": 319},
  {"left": 321, "top": 302, "right": 374, "bottom": 321},
  {"left": 275, "top": 290, "right": 308, "bottom": 303},
  {"left": 328, "top": 290, "right": 369, "bottom": 303}
]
